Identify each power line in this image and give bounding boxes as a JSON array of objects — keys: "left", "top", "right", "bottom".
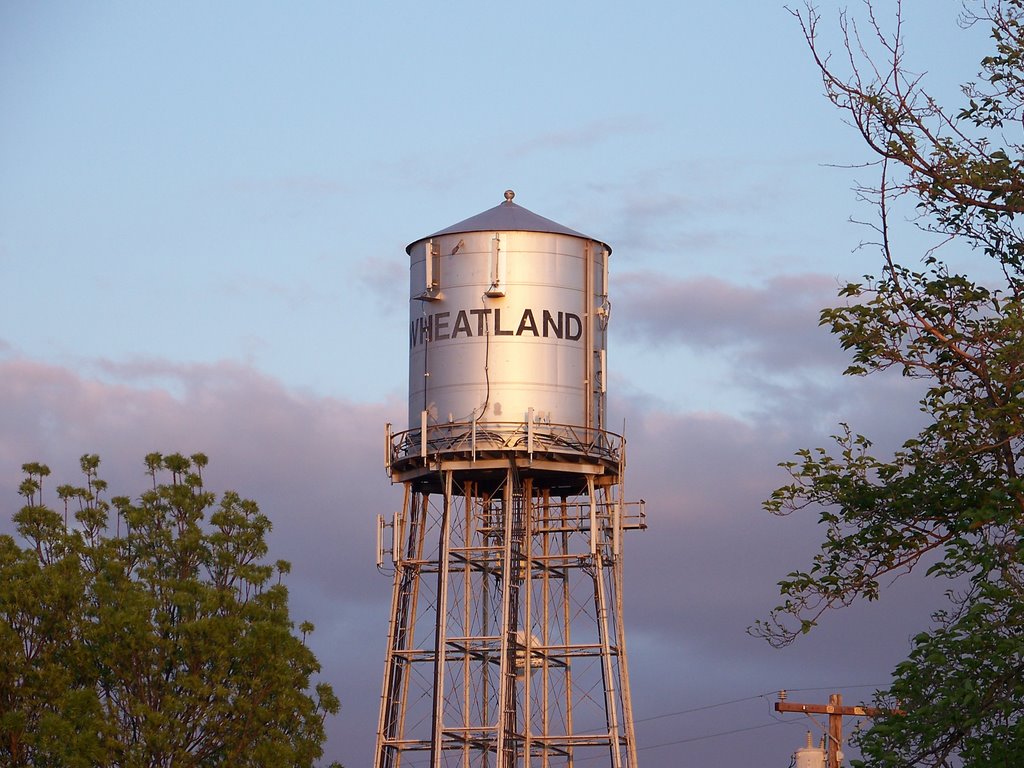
[
  {"left": 635, "top": 692, "right": 772, "bottom": 723},
  {"left": 568, "top": 684, "right": 893, "bottom": 761},
  {"left": 634, "top": 684, "right": 886, "bottom": 725},
  {"left": 572, "top": 716, "right": 807, "bottom": 762},
  {"left": 639, "top": 719, "right": 800, "bottom": 752}
]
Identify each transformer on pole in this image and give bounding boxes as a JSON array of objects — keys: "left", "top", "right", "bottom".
[{"left": 375, "top": 191, "right": 646, "bottom": 767}]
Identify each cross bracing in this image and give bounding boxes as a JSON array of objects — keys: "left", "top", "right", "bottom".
[{"left": 375, "top": 457, "right": 645, "bottom": 768}]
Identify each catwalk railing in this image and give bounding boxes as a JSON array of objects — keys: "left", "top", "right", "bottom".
[{"left": 386, "top": 417, "right": 625, "bottom": 475}]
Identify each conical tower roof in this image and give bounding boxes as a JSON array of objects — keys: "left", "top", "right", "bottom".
[{"left": 406, "top": 190, "right": 610, "bottom": 254}]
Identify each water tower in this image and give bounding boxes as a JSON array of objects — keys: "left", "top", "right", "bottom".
[{"left": 375, "top": 191, "right": 646, "bottom": 767}]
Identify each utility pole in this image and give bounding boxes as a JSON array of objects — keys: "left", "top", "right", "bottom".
[{"left": 775, "top": 692, "right": 883, "bottom": 768}]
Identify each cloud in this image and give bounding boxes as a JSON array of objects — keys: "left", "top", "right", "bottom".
[
  {"left": 0, "top": 355, "right": 399, "bottom": 599},
  {"left": 566, "top": 162, "right": 811, "bottom": 261},
  {"left": 611, "top": 394, "right": 941, "bottom": 763},
  {"left": 0, "top": 350, "right": 939, "bottom": 767},
  {"left": 615, "top": 270, "right": 850, "bottom": 372}
]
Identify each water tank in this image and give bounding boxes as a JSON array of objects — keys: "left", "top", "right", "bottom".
[
  {"left": 794, "top": 732, "right": 826, "bottom": 768},
  {"left": 405, "top": 191, "right": 612, "bottom": 445}
]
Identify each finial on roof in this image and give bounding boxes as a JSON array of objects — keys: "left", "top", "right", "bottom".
[{"left": 504, "top": 189, "right": 515, "bottom": 202}]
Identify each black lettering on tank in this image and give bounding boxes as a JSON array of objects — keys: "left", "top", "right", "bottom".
[
  {"left": 411, "top": 307, "right": 584, "bottom": 347},
  {"left": 494, "top": 308, "right": 513, "bottom": 336},
  {"left": 451, "top": 310, "right": 472, "bottom": 339},
  {"left": 565, "top": 312, "right": 582, "bottom": 341},
  {"left": 516, "top": 309, "right": 539, "bottom": 336},
  {"left": 469, "top": 308, "right": 490, "bottom": 336},
  {"left": 434, "top": 311, "right": 450, "bottom": 341},
  {"left": 542, "top": 310, "right": 563, "bottom": 339}
]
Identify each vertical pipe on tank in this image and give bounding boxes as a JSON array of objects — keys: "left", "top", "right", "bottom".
[
  {"left": 598, "top": 246, "right": 610, "bottom": 433},
  {"left": 424, "top": 239, "right": 434, "bottom": 293},
  {"left": 487, "top": 234, "right": 506, "bottom": 297},
  {"left": 601, "top": 246, "right": 609, "bottom": 300},
  {"left": 584, "top": 241, "right": 594, "bottom": 435},
  {"left": 418, "top": 249, "right": 431, "bottom": 418}
]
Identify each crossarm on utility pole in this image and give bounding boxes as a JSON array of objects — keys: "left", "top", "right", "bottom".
[
  {"left": 775, "top": 693, "right": 895, "bottom": 768},
  {"left": 774, "top": 701, "right": 882, "bottom": 718}
]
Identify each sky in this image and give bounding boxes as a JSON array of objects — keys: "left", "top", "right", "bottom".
[{"left": 0, "top": 1, "right": 994, "bottom": 766}]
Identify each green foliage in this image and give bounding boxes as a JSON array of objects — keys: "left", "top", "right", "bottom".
[
  {"left": 758, "top": 2, "right": 1024, "bottom": 766},
  {"left": 0, "top": 453, "right": 340, "bottom": 767},
  {"left": 861, "top": 580, "right": 1024, "bottom": 766}
]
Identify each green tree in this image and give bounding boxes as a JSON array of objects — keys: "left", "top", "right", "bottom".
[
  {"left": 756, "top": 2, "right": 1024, "bottom": 766},
  {"left": 0, "top": 453, "right": 341, "bottom": 767}
]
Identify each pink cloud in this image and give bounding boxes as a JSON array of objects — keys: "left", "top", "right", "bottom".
[
  {"left": 615, "top": 271, "right": 849, "bottom": 371},
  {"left": 0, "top": 351, "right": 937, "bottom": 766},
  {"left": 0, "top": 356, "right": 399, "bottom": 595}
]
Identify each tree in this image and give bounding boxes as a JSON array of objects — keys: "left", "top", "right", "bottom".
[
  {"left": 756, "top": 2, "right": 1024, "bottom": 765},
  {"left": 0, "top": 453, "right": 341, "bottom": 767}
]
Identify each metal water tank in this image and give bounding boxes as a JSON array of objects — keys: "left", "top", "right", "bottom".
[
  {"left": 405, "top": 191, "right": 612, "bottom": 440},
  {"left": 794, "top": 732, "right": 826, "bottom": 768}
]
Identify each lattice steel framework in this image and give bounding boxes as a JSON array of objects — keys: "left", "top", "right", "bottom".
[{"left": 375, "top": 426, "right": 645, "bottom": 768}]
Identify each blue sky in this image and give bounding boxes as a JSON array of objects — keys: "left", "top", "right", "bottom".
[{"left": 0, "top": 2, "right": 992, "bottom": 765}]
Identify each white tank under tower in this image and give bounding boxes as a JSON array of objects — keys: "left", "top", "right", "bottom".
[{"left": 375, "top": 191, "right": 646, "bottom": 767}]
